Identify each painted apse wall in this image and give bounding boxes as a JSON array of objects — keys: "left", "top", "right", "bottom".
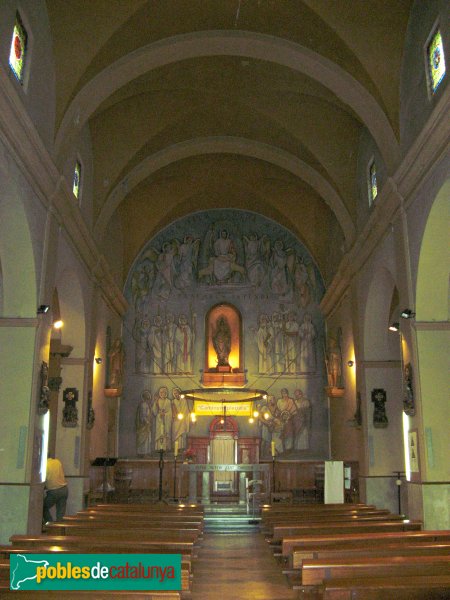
[{"left": 119, "top": 209, "right": 329, "bottom": 460}]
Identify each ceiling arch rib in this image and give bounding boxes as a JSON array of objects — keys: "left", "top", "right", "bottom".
[
  {"left": 94, "top": 136, "right": 355, "bottom": 246},
  {"left": 55, "top": 30, "right": 399, "bottom": 171}
]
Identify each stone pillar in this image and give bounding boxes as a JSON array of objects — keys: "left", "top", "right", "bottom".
[
  {"left": 188, "top": 468, "right": 197, "bottom": 504},
  {"left": 239, "top": 472, "right": 246, "bottom": 504},
  {"left": 201, "top": 471, "right": 210, "bottom": 504}
]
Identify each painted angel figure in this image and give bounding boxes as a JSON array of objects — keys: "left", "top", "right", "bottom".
[
  {"left": 243, "top": 233, "right": 270, "bottom": 287},
  {"left": 130, "top": 259, "right": 155, "bottom": 311},
  {"left": 175, "top": 235, "right": 200, "bottom": 289},
  {"left": 269, "top": 240, "right": 295, "bottom": 296},
  {"left": 153, "top": 240, "right": 178, "bottom": 300}
]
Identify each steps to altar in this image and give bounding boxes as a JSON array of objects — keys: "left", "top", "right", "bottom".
[{"left": 203, "top": 503, "right": 261, "bottom": 533}]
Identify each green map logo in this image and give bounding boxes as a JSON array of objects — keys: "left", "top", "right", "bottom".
[{"left": 10, "top": 553, "right": 181, "bottom": 591}]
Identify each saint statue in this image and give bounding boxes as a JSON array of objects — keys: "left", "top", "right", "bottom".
[{"left": 212, "top": 315, "right": 232, "bottom": 367}]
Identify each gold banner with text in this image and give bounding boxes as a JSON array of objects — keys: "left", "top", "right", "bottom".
[{"left": 194, "top": 401, "right": 252, "bottom": 416}]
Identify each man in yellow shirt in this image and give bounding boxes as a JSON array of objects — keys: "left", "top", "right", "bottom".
[{"left": 43, "top": 455, "right": 68, "bottom": 522}]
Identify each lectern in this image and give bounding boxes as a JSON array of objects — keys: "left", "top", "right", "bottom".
[{"left": 91, "top": 457, "right": 117, "bottom": 503}]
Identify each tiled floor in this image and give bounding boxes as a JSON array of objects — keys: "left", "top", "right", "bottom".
[{"left": 191, "top": 533, "right": 296, "bottom": 600}]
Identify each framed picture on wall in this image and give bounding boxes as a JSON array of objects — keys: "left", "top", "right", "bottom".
[{"left": 408, "top": 429, "right": 420, "bottom": 482}]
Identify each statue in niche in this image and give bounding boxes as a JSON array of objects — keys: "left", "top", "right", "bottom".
[
  {"left": 86, "top": 390, "right": 95, "bottom": 430},
  {"left": 212, "top": 315, "right": 232, "bottom": 367},
  {"left": 284, "top": 311, "right": 300, "bottom": 373},
  {"left": 148, "top": 315, "right": 164, "bottom": 374},
  {"left": 62, "top": 388, "right": 78, "bottom": 427},
  {"left": 133, "top": 315, "right": 151, "bottom": 373},
  {"left": 199, "top": 227, "right": 245, "bottom": 284},
  {"left": 107, "top": 338, "right": 124, "bottom": 389},
  {"left": 293, "top": 389, "right": 311, "bottom": 450},
  {"left": 174, "top": 235, "right": 200, "bottom": 289},
  {"left": 256, "top": 313, "right": 273, "bottom": 374},
  {"left": 269, "top": 240, "right": 294, "bottom": 296},
  {"left": 38, "top": 361, "right": 50, "bottom": 415},
  {"left": 372, "top": 388, "right": 388, "bottom": 428},
  {"left": 271, "top": 311, "right": 285, "bottom": 373},
  {"left": 243, "top": 233, "right": 270, "bottom": 287},
  {"left": 403, "top": 362, "right": 415, "bottom": 416},
  {"left": 163, "top": 313, "right": 177, "bottom": 373},
  {"left": 299, "top": 313, "right": 316, "bottom": 373},
  {"left": 326, "top": 332, "right": 343, "bottom": 388},
  {"left": 174, "top": 313, "right": 195, "bottom": 373},
  {"left": 152, "top": 386, "right": 172, "bottom": 451},
  {"left": 135, "top": 389, "right": 152, "bottom": 456},
  {"left": 276, "top": 388, "right": 298, "bottom": 453},
  {"left": 172, "top": 387, "right": 190, "bottom": 451}
]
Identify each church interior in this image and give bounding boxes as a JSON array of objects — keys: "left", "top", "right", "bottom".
[{"left": 0, "top": 1, "right": 449, "bottom": 597}]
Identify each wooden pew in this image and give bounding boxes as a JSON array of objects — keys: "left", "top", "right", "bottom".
[
  {"left": 43, "top": 523, "right": 201, "bottom": 542},
  {"left": 282, "top": 542, "right": 450, "bottom": 584},
  {"left": 68, "top": 513, "right": 204, "bottom": 530},
  {"left": 0, "top": 591, "right": 181, "bottom": 599},
  {"left": 291, "top": 541, "right": 450, "bottom": 567},
  {"left": 10, "top": 535, "right": 195, "bottom": 556},
  {"left": 299, "top": 555, "right": 450, "bottom": 589},
  {"left": 263, "top": 512, "right": 402, "bottom": 535},
  {"left": 272, "top": 519, "right": 422, "bottom": 542},
  {"left": 322, "top": 575, "right": 450, "bottom": 599},
  {"left": 281, "top": 530, "right": 450, "bottom": 559}
]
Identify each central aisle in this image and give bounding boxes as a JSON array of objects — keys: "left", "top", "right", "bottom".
[{"left": 191, "top": 533, "right": 296, "bottom": 600}]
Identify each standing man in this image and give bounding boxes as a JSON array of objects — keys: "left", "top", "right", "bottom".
[{"left": 43, "top": 455, "right": 68, "bottom": 523}]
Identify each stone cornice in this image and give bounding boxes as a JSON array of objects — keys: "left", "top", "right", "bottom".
[
  {"left": 321, "top": 89, "right": 450, "bottom": 318},
  {"left": 0, "top": 68, "right": 127, "bottom": 317}
]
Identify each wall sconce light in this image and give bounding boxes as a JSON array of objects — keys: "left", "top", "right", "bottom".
[
  {"left": 95, "top": 357, "right": 103, "bottom": 364},
  {"left": 389, "top": 322, "right": 400, "bottom": 332},
  {"left": 400, "top": 309, "right": 416, "bottom": 319},
  {"left": 347, "top": 360, "right": 354, "bottom": 367},
  {"left": 37, "top": 305, "right": 50, "bottom": 314},
  {"left": 53, "top": 319, "right": 63, "bottom": 329}
]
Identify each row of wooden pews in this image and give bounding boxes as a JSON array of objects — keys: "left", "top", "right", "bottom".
[
  {"left": 0, "top": 502, "right": 204, "bottom": 599},
  {"left": 263, "top": 502, "right": 450, "bottom": 599}
]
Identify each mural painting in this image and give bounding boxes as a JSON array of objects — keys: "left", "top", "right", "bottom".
[{"left": 119, "top": 209, "right": 329, "bottom": 460}]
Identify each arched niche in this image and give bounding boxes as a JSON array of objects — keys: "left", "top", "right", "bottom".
[
  {"left": 205, "top": 303, "right": 242, "bottom": 373},
  {"left": 416, "top": 180, "right": 449, "bottom": 322},
  {"left": 209, "top": 415, "right": 239, "bottom": 440},
  {"left": 414, "top": 180, "right": 450, "bottom": 485}
]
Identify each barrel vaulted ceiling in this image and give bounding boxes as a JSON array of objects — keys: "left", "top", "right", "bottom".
[{"left": 45, "top": 0, "right": 412, "bottom": 285}]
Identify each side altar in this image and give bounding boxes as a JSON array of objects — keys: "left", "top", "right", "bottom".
[{"left": 181, "top": 463, "right": 270, "bottom": 504}]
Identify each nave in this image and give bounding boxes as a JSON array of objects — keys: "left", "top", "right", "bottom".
[{"left": 1, "top": 500, "right": 450, "bottom": 599}]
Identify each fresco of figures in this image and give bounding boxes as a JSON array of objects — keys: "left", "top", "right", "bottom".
[
  {"left": 122, "top": 209, "right": 328, "bottom": 459},
  {"left": 133, "top": 311, "right": 196, "bottom": 375},
  {"left": 130, "top": 218, "right": 318, "bottom": 304},
  {"left": 257, "top": 387, "right": 312, "bottom": 458},
  {"left": 135, "top": 386, "right": 193, "bottom": 456}
]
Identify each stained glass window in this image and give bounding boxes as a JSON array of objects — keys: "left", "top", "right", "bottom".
[
  {"left": 73, "top": 161, "right": 81, "bottom": 199},
  {"left": 9, "top": 12, "right": 28, "bottom": 83},
  {"left": 368, "top": 160, "right": 377, "bottom": 205},
  {"left": 427, "top": 28, "right": 446, "bottom": 93}
]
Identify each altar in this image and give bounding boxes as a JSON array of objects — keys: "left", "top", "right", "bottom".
[{"left": 181, "top": 463, "right": 270, "bottom": 504}]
